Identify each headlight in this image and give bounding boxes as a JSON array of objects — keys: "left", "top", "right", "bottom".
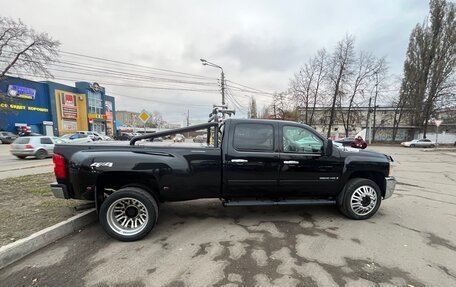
[{"left": 388, "top": 164, "right": 393, "bottom": 177}]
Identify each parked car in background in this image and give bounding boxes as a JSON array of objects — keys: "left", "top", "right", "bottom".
[
  {"left": 114, "top": 133, "right": 134, "bottom": 141},
  {"left": 10, "top": 136, "right": 56, "bottom": 159},
  {"left": 62, "top": 133, "right": 95, "bottom": 143},
  {"left": 19, "top": 132, "right": 42, "bottom": 137},
  {"left": 76, "top": 131, "right": 109, "bottom": 141},
  {"left": 173, "top": 134, "right": 185, "bottom": 142},
  {"left": 401, "top": 139, "right": 435, "bottom": 148},
  {"left": 350, "top": 136, "right": 368, "bottom": 149},
  {"left": 0, "top": 131, "right": 18, "bottom": 144},
  {"left": 193, "top": 134, "right": 207, "bottom": 143},
  {"left": 335, "top": 137, "right": 355, "bottom": 147}
]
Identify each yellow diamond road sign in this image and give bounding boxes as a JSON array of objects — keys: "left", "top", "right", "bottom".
[{"left": 138, "top": 110, "right": 150, "bottom": 124}]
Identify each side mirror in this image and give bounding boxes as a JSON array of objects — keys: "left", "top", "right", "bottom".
[{"left": 325, "top": 139, "right": 333, "bottom": 156}]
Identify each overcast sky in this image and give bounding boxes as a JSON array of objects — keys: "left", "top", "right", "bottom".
[{"left": 2, "top": 0, "right": 429, "bottom": 125}]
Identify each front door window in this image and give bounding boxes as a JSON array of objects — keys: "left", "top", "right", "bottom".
[{"left": 282, "top": 126, "right": 323, "bottom": 154}]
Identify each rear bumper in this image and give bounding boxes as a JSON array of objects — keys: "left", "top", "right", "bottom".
[
  {"left": 50, "top": 183, "right": 70, "bottom": 199},
  {"left": 384, "top": 176, "right": 396, "bottom": 199},
  {"left": 11, "top": 149, "right": 36, "bottom": 156}
]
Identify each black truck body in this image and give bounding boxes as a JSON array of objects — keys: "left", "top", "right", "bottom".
[{"left": 51, "top": 119, "right": 396, "bottom": 241}]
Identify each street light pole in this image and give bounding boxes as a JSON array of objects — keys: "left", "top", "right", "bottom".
[{"left": 200, "top": 58, "right": 225, "bottom": 106}]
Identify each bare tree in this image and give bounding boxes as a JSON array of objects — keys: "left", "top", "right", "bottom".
[
  {"left": 398, "top": 0, "right": 456, "bottom": 138},
  {"left": 327, "top": 35, "right": 356, "bottom": 138},
  {"left": 341, "top": 52, "right": 380, "bottom": 137},
  {"left": 0, "top": 17, "right": 60, "bottom": 79},
  {"left": 289, "top": 49, "right": 328, "bottom": 125},
  {"left": 248, "top": 97, "right": 258, "bottom": 118},
  {"left": 272, "top": 92, "right": 291, "bottom": 120}
]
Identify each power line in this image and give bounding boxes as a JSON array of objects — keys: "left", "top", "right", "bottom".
[{"left": 60, "top": 50, "right": 215, "bottom": 80}]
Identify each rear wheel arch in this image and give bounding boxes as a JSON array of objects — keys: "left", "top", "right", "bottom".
[
  {"left": 35, "top": 149, "right": 48, "bottom": 159},
  {"left": 96, "top": 172, "right": 161, "bottom": 208}
]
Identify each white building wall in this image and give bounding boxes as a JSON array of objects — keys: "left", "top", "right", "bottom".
[{"left": 416, "top": 132, "right": 456, "bottom": 144}]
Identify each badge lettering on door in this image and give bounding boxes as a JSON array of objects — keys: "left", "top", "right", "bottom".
[
  {"left": 319, "top": 176, "right": 338, "bottom": 180},
  {"left": 90, "top": 162, "right": 113, "bottom": 168}
]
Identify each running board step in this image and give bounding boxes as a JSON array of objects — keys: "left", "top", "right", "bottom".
[{"left": 222, "top": 199, "right": 336, "bottom": 207}]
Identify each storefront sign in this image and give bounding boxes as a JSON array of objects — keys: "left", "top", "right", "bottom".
[
  {"left": 7, "top": 85, "right": 36, "bottom": 100},
  {"left": 60, "top": 93, "right": 78, "bottom": 119},
  {"left": 89, "top": 82, "right": 105, "bottom": 93},
  {"left": 62, "top": 120, "right": 77, "bottom": 131},
  {"left": 88, "top": 113, "right": 107, "bottom": 120},
  {"left": 105, "top": 101, "right": 113, "bottom": 123},
  {"left": 0, "top": 102, "right": 48, "bottom": 112}
]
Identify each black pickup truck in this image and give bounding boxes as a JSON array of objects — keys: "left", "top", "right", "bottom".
[{"left": 51, "top": 118, "right": 396, "bottom": 241}]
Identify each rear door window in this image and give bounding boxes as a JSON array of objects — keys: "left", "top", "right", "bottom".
[
  {"left": 40, "top": 137, "right": 53, "bottom": 144},
  {"left": 233, "top": 123, "right": 274, "bottom": 152},
  {"left": 14, "top": 138, "right": 30, "bottom": 144}
]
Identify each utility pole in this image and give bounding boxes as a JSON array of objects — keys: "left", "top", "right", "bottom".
[
  {"left": 366, "top": 97, "right": 372, "bottom": 144},
  {"left": 221, "top": 70, "right": 225, "bottom": 106},
  {"left": 200, "top": 59, "right": 225, "bottom": 106},
  {"left": 186, "top": 109, "right": 190, "bottom": 138},
  {"left": 372, "top": 71, "right": 379, "bottom": 142}
]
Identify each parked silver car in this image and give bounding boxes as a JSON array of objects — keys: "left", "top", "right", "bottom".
[
  {"left": 0, "top": 131, "right": 18, "bottom": 144},
  {"left": 401, "top": 138, "right": 436, "bottom": 148},
  {"left": 10, "top": 136, "right": 57, "bottom": 159}
]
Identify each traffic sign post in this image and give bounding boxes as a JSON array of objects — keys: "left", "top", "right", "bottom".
[
  {"left": 138, "top": 110, "right": 151, "bottom": 133},
  {"left": 434, "top": 120, "right": 443, "bottom": 148}
]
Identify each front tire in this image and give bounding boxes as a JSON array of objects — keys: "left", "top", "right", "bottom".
[
  {"left": 99, "top": 187, "right": 158, "bottom": 241},
  {"left": 338, "top": 178, "right": 382, "bottom": 220}
]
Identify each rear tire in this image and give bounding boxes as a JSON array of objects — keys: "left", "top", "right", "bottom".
[
  {"left": 99, "top": 187, "right": 158, "bottom": 241},
  {"left": 410, "top": 144, "right": 415, "bottom": 148},
  {"left": 35, "top": 149, "right": 47, "bottom": 159},
  {"left": 337, "top": 178, "right": 382, "bottom": 220}
]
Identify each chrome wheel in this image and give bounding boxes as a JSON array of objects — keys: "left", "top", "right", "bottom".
[
  {"left": 106, "top": 197, "right": 149, "bottom": 236},
  {"left": 350, "top": 185, "right": 378, "bottom": 216}
]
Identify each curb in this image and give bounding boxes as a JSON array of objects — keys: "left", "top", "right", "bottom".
[
  {"left": 0, "top": 208, "right": 97, "bottom": 270},
  {"left": 421, "top": 148, "right": 456, "bottom": 152}
]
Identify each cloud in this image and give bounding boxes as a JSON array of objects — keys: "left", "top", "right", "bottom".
[{"left": 0, "top": 0, "right": 430, "bottom": 124}]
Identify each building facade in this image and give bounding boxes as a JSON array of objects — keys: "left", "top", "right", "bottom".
[
  {"left": 298, "top": 106, "right": 456, "bottom": 143},
  {"left": 0, "top": 76, "right": 116, "bottom": 137}
]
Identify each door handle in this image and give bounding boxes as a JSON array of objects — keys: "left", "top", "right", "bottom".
[
  {"left": 231, "top": 159, "right": 248, "bottom": 163},
  {"left": 283, "top": 160, "right": 299, "bottom": 165}
]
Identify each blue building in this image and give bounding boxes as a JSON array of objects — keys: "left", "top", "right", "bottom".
[
  {"left": 0, "top": 77, "right": 53, "bottom": 134},
  {"left": 0, "top": 76, "right": 116, "bottom": 137}
]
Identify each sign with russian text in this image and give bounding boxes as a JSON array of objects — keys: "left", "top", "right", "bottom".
[
  {"left": 60, "top": 93, "right": 78, "bottom": 119},
  {"left": 7, "top": 85, "right": 36, "bottom": 100},
  {"left": 0, "top": 102, "right": 48, "bottom": 112}
]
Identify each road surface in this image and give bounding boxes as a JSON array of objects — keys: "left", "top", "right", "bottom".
[{"left": 0, "top": 144, "right": 52, "bottom": 179}]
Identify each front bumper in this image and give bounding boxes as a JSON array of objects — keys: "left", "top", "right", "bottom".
[
  {"left": 50, "top": 183, "right": 70, "bottom": 199},
  {"left": 384, "top": 176, "right": 396, "bottom": 199}
]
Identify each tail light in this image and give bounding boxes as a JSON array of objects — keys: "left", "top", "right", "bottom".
[
  {"left": 25, "top": 144, "right": 33, "bottom": 149},
  {"left": 53, "top": 154, "right": 67, "bottom": 179}
]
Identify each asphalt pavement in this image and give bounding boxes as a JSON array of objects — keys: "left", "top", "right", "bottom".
[
  {"left": 0, "top": 146, "right": 455, "bottom": 286},
  {"left": 0, "top": 144, "right": 53, "bottom": 179}
]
